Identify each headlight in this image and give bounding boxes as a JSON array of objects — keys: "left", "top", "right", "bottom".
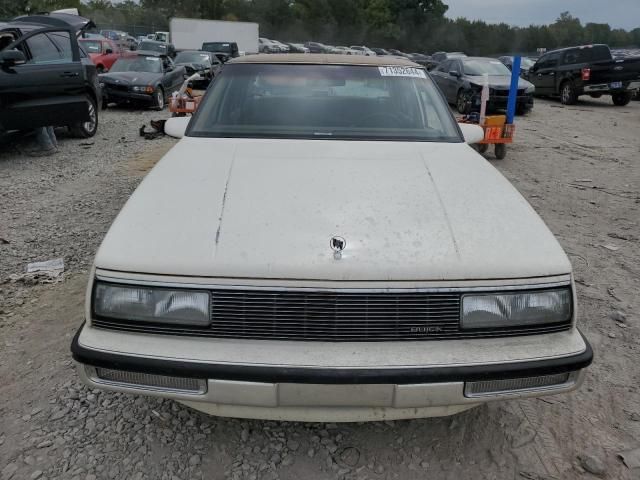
[
  {"left": 525, "top": 84, "right": 535, "bottom": 94},
  {"left": 131, "top": 85, "right": 154, "bottom": 93},
  {"left": 93, "top": 282, "right": 210, "bottom": 326},
  {"left": 461, "top": 288, "right": 571, "bottom": 329}
]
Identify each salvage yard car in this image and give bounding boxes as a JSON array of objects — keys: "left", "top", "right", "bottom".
[
  {"left": 100, "top": 52, "right": 185, "bottom": 110},
  {"left": 72, "top": 54, "right": 592, "bottom": 422},
  {"left": 173, "top": 50, "right": 222, "bottom": 88},
  {"left": 0, "top": 13, "right": 99, "bottom": 138},
  {"left": 79, "top": 37, "right": 125, "bottom": 73},
  {"left": 431, "top": 56, "right": 535, "bottom": 114},
  {"left": 529, "top": 44, "right": 640, "bottom": 106}
]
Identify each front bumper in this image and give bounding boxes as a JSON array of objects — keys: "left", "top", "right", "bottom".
[
  {"left": 72, "top": 323, "right": 592, "bottom": 421},
  {"left": 487, "top": 94, "right": 534, "bottom": 111},
  {"left": 584, "top": 80, "right": 640, "bottom": 93},
  {"left": 103, "top": 88, "right": 154, "bottom": 104}
]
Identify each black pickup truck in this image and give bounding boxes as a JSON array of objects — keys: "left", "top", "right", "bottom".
[{"left": 529, "top": 44, "right": 640, "bottom": 106}]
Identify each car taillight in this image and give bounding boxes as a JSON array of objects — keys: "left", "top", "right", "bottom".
[{"left": 581, "top": 68, "right": 591, "bottom": 81}]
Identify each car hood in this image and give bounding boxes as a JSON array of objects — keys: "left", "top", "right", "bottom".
[
  {"left": 175, "top": 62, "right": 207, "bottom": 70},
  {"left": 95, "top": 138, "right": 571, "bottom": 281},
  {"left": 99, "top": 71, "right": 161, "bottom": 84},
  {"left": 467, "top": 75, "right": 533, "bottom": 90}
]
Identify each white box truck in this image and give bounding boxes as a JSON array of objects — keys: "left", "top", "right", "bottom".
[{"left": 169, "top": 17, "right": 259, "bottom": 55}]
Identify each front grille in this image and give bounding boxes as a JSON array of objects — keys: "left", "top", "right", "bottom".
[
  {"left": 92, "top": 367, "right": 206, "bottom": 393},
  {"left": 92, "top": 288, "right": 572, "bottom": 342},
  {"left": 490, "top": 88, "right": 526, "bottom": 97},
  {"left": 464, "top": 373, "right": 573, "bottom": 397},
  {"left": 105, "top": 84, "right": 129, "bottom": 92}
]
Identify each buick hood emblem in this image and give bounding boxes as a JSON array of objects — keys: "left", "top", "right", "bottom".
[{"left": 330, "top": 236, "right": 346, "bottom": 258}]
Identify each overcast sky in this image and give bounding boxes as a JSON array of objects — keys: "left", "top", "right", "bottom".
[{"left": 444, "top": 0, "right": 640, "bottom": 31}]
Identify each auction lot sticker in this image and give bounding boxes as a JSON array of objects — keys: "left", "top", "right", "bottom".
[{"left": 378, "top": 66, "right": 427, "bottom": 78}]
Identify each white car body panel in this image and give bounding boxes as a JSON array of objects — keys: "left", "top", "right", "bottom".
[{"left": 95, "top": 137, "right": 571, "bottom": 281}]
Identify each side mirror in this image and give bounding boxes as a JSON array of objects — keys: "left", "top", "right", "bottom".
[
  {"left": 164, "top": 116, "right": 190, "bottom": 139},
  {"left": 458, "top": 123, "right": 485, "bottom": 144},
  {"left": 105, "top": 48, "right": 113, "bottom": 55},
  {"left": 449, "top": 70, "right": 461, "bottom": 78},
  {"left": 0, "top": 49, "right": 27, "bottom": 67}
]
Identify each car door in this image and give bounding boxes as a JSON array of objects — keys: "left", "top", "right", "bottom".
[
  {"left": 430, "top": 60, "right": 451, "bottom": 100},
  {"left": 210, "top": 54, "right": 222, "bottom": 77},
  {"left": 0, "top": 28, "right": 87, "bottom": 131},
  {"left": 161, "top": 56, "right": 182, "bottom": 93},
  {"left": 531, "top": 52, "right": 560, "bottom": 94},
  {"left": 446, "top": 59, "right": 463, "bottom": 101}
]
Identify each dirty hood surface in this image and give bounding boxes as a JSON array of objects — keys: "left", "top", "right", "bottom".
[{"left": 95, "top": 138, "right": 571, "bottom": 281}]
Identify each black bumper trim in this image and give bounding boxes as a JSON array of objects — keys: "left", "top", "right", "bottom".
[{"left": 70, "top": 323, "right": 593, "bottom": 385}]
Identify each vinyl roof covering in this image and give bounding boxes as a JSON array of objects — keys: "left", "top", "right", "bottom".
[{"left": 229, "top": 53, "right": 421, "bottom": 67}]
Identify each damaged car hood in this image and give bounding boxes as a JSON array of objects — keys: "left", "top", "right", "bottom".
[
  {"left": 95, "top": 138, "right": 571, "bottom": 281},
  {"left": 99, "top": 71, "right": 161, "bottom": 85}
]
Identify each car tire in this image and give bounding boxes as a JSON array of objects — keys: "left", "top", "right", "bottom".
[
  {"left": 456, "top": 89, "right": 472, "bottom": 114},
  {"left": 611, "top": 91, "right": 632, "bottom": 106},
  {"left": 476, "top": 143, "right": 489, "bottom": 154},
  {"left": 560, "top": 82, "right": 578, "bottom": 105},
  {"left": 68, "top": 95, "right": 98, "bottom": 138},
  {"left": 494, "top": 144, "right": 507, "bottom": 160},
  {"left": 152, "top": 87, "right": 165, "bottom": 111},
  {"left": 516, "top": 104, "right": 530, "bottom": 115}
]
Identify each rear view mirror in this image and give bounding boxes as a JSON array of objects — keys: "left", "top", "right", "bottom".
[
  {"left": 164, "top": 116, "right": 190, "bottom": 138},
  {"left": 458, "top": 123, "right": 485, "bottom": 144},
  {"left": 0, "top": 49, "right": 26, "bottom": 67},
  {"left": 449, "top": 70, "right": 461, "bottom": 78}
]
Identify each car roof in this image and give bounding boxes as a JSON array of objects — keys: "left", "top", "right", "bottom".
[
  {"left": 229, "top": 53, "right": 420, "bottom": 67},
  {"left": 139, "top": 39, "right": 168, "bottom": 45},
  {"left": 543, "top": 44, "right": 608, "bottom": 55},
  {"left": 135, "top": 50, "right": 167, "bottom": 57}
]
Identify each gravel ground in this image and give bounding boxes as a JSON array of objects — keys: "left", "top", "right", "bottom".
[{"left": 1, "top": 98, "right": 639, "bottom": 480}]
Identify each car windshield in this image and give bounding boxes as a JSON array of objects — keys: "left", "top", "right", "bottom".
[
  {"left": 80, "top": 40, "right": 102, "bottom": 53},
  {"left": 463, "top": 59, "right": 511, "bottom": 75},
  {"left": 138, "top": 41, "right": 167, "bottom": 53},
  {"left": 110, "top": 56, "right": 162, "bottom": 73},
  {"left": 203, "top": 42, "right": 232, "bottom": 53},
  {"left": 189, "top": 64, "right": 461, "bottom": 142},
  {"left": 175, "top": 52, "right": 211, "bottom": 65}
]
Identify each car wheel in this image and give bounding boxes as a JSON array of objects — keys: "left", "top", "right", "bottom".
[
  {"left": 456, "top": 89, "right": 473, "bottom": 114},
  {"left": 152, "top": 87, "right": 165, "bottom": 111},
  {"left": 560, "top": 82, "right": 577, "bottom": 105},
  {"left": 516, "top": 104, "right": 530, "bottom": 115},
  {"left": 494, "top": 144, "right": 507, "bottom": 160},
  {"left": 476, "top": 143, "right": 489, "bottom": 154},
  {"left": 611, "top": 91, "right": 632, "bottom": 106},
  {"left": 69, "top": 95, "right": 98, "bottom": 138}
]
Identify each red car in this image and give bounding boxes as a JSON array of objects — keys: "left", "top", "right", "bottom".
[{"left": 79, "top": 38, "right": 124, "bottom": 73}]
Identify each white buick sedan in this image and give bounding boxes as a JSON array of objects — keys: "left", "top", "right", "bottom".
[{"left": 72, "top": 55, "right": 592, "bottom": 422}]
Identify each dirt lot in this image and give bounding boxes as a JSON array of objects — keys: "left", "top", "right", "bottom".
[{"left": 1, "top": 98, "right": 639, "bottom": 480}]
